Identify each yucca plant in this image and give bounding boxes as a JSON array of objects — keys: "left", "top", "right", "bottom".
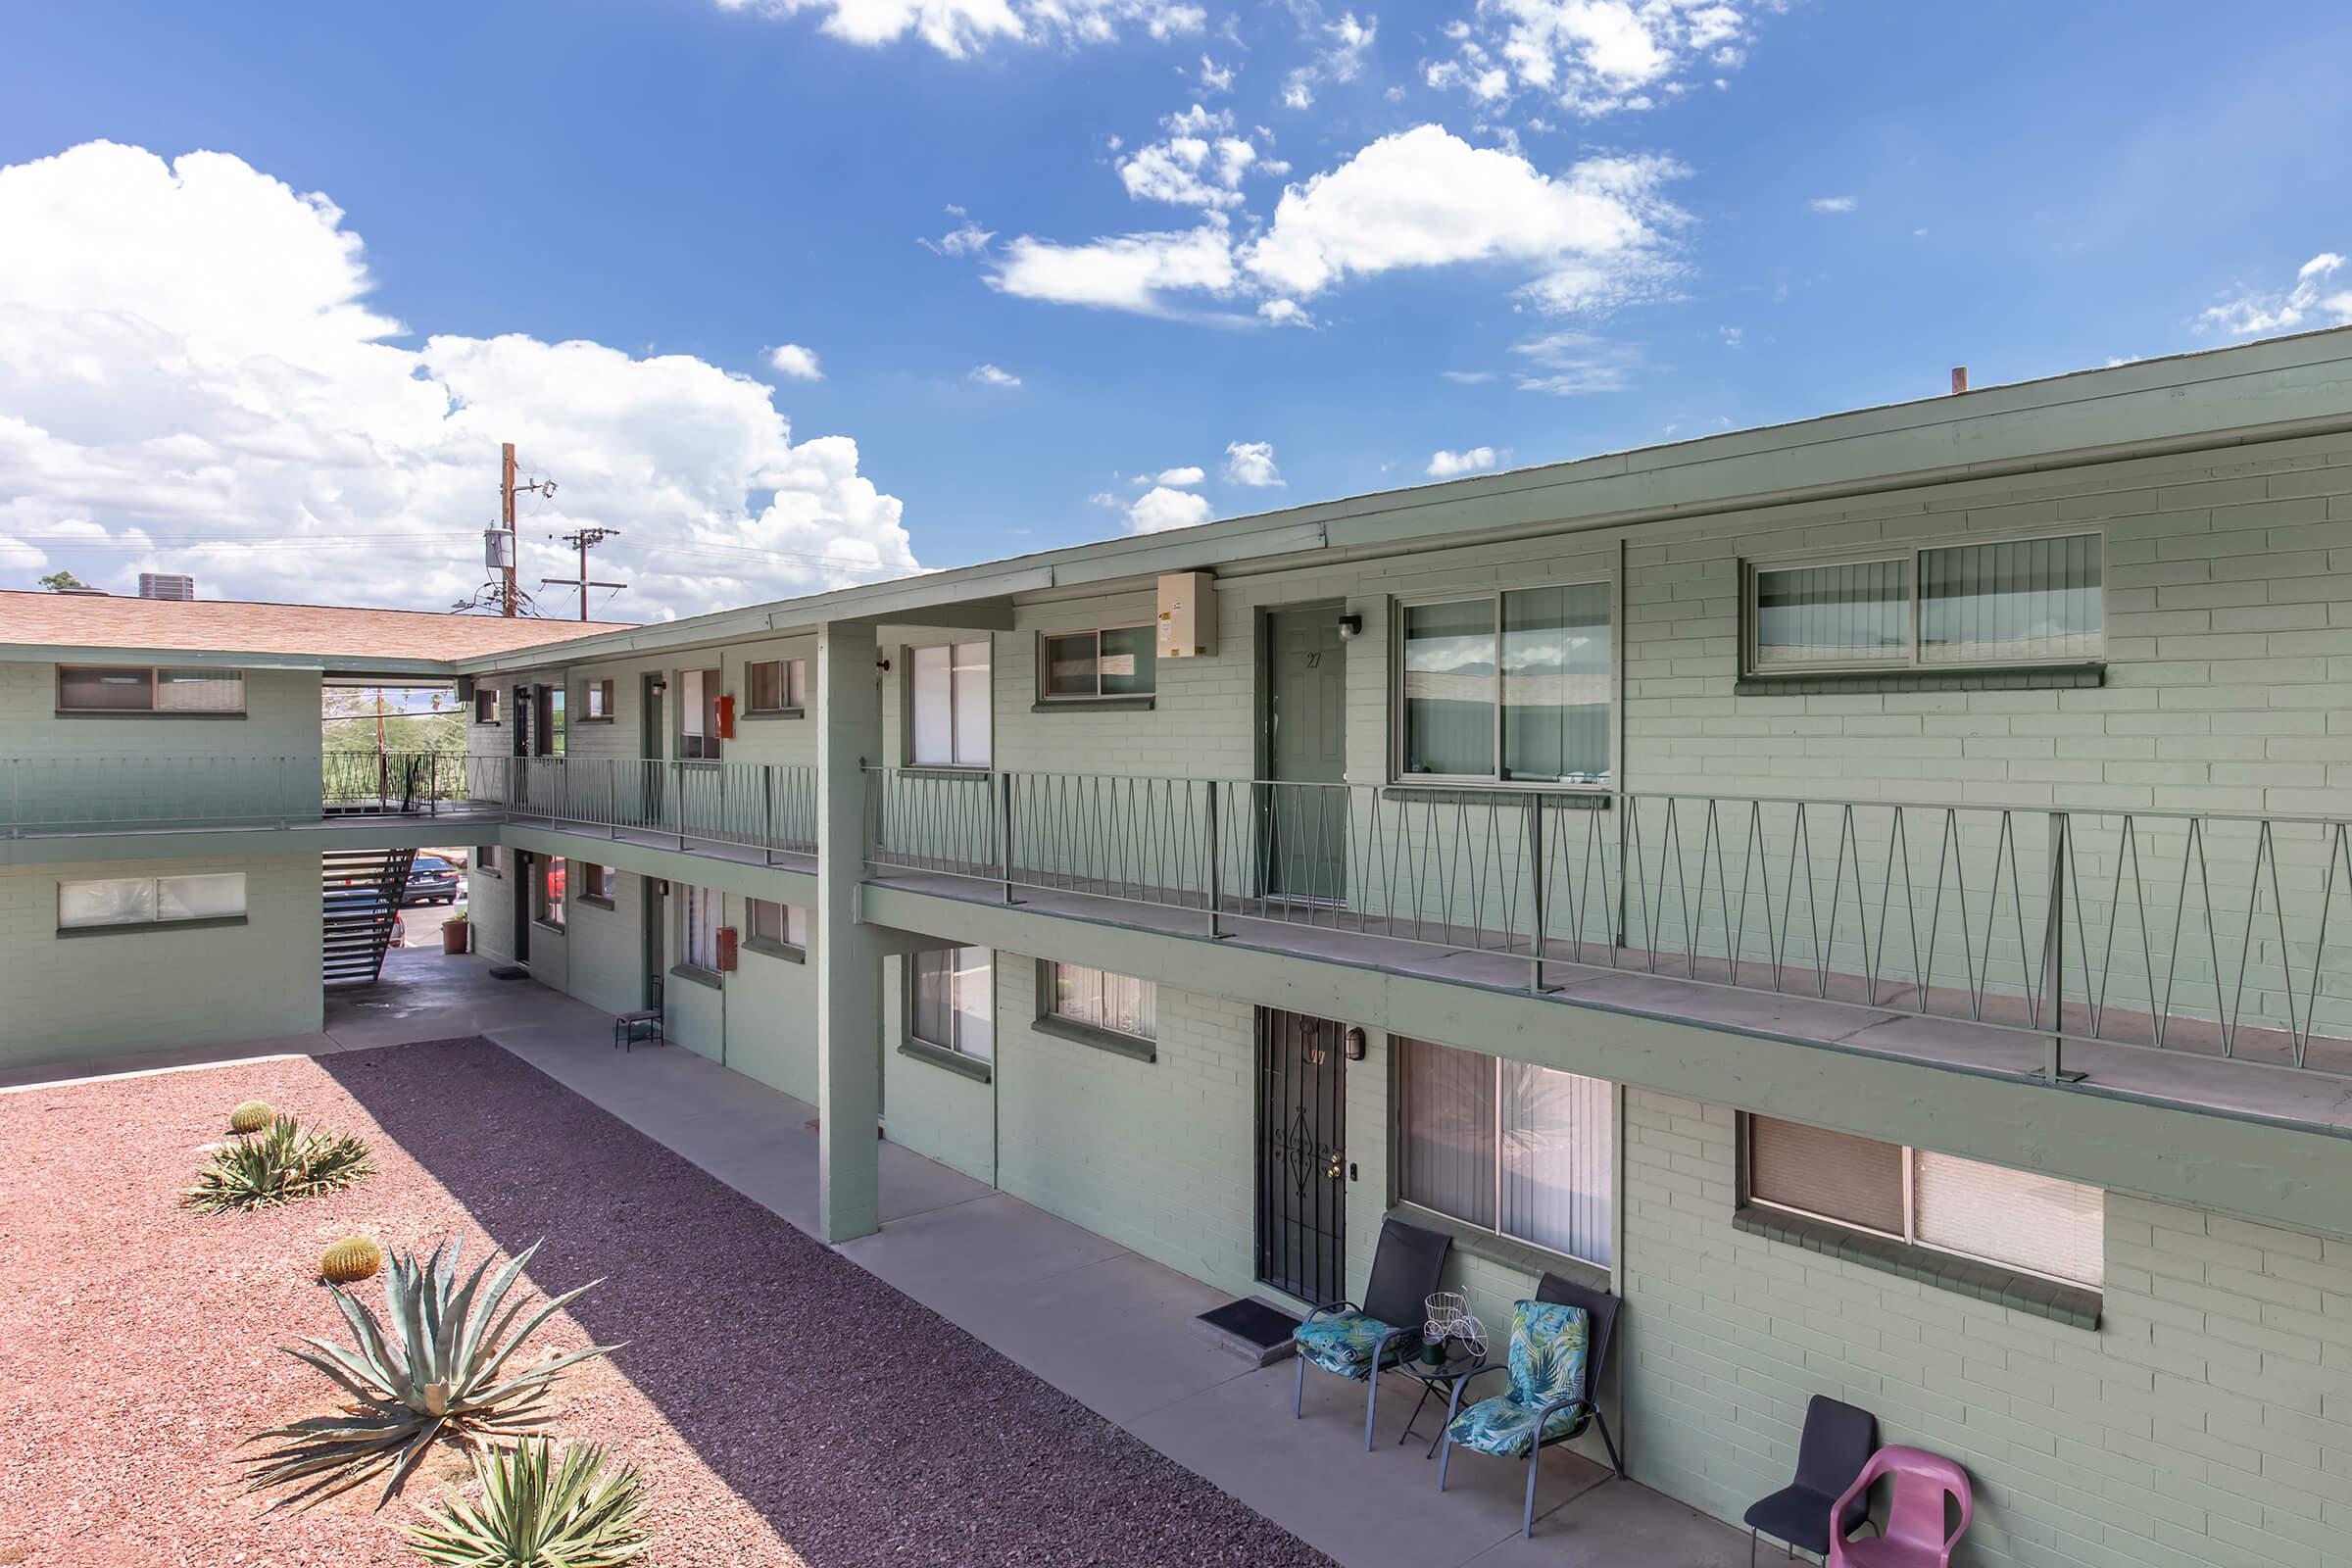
[
  {"left": 407, "top": 1439, "right": 651, "bottom": 1568},
  {"left": 186, "top": 1117, "right": 374, "bottom": 1212},
  {"left": 245, "top": 1237, "right": 620, "bottom": 1511}
]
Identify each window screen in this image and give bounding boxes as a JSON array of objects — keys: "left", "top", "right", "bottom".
[
  {"left": 1047, "top": 962, "right": 1157, "bottom": 1040},
  {"left": 155, "top": 669, "right": 245, "bottom": 712},
  {"left": 1746, "top": 1116, "right": 1906, "bottom": 1236},
  {"left": 1915, "top": 1151, "right": 2104, "bottom": 1288},
  {"left": 58, "top": 666, "right": 155, "bottom": 710}
]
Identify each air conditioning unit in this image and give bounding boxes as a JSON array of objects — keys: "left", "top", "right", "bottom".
[{"left": 1156, "top": 571, "right": 1215, "bottom": 660}]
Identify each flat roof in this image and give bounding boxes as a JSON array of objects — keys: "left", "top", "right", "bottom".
[{"left": 0, "top": 591, "right": 629, "bottom": 672}]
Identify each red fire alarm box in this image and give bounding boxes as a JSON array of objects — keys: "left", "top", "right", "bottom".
[
  {"left": 716, "top": 694, "right": 737, "bottom": 739},
  {"left": 715, "top": 926, "right": 740, "bottom": 972}
]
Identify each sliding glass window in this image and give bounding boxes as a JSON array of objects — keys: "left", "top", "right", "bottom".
[
  {"left": 1746, "top": 533, "right": 2101, "bottom": 674},
  {"left": 1396, "top": 580, "right": 1611, "bottom": 786}
]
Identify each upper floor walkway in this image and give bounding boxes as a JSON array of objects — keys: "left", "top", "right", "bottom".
[{"left": 16, "top": 751, "right": 2352, "bottom": 1138}]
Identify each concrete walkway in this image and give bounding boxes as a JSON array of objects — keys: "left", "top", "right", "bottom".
[{"left": 26, "top": 951, "right": 1751, "bottom": 1568}]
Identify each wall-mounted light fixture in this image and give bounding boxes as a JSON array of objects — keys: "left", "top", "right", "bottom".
[
  {"left": 1336, "top": 612, "right": 1364, "bottom": 640},
  {"left": 649, "top": 677, "right": 667, "bottom": 694},
  {"left": 1344, "top": 1025, "right": 1368, "bottom": 1060},
  {"left": 876, "top": 657, "right": 893, "bottom": 673}
]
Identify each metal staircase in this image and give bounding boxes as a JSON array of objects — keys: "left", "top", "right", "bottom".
[{"left": 321, "top": 849, "right": 416, "bottom": 987}]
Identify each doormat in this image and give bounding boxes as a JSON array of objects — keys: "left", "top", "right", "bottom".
[
  {"left": 1195, "top": 1297, "right": 1301, "bottom": 1366},
  {"left": 487, "top": 964, "right": 529, "bottom": 980}
]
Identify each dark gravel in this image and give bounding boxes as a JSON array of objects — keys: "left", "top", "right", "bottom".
[{"left": 0, "top": 1037, "right": 1336, "bottom": 1568}]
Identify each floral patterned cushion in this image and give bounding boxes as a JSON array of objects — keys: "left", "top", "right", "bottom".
[
  {"left": 1444, "top": 1299, "right": 1591, "bottom": 1457},
  {"left": 1292, "top": 1311, "right": 1403, "bottom": 1380}
]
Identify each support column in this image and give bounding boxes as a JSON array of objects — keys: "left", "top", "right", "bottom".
[{"left": 816, "top": 619, "right": 885, "bottom": 1243}]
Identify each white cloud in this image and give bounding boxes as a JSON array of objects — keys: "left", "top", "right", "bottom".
[
  {"left": 1717, "top": 324, "right": 1741, "bottom": 347},
  {"left": 1244, "top": 127, "right": 1686, "bottom": 307},
  {"left": 989, "top": 221, "right": 1240, "bottom": 315},
  {"left": 1257, "top": 298, "right": 1313, "bottom": 326},
  {"left": 768, "top": 342, "right": 823, "bottom": 379},
  {"left": 717, "top": 0, "right": 1200, "bottom": 58},
  {"left": 1154, "top": 464, "right": 1205, "bottom": 485},
  {"left": 1440, "top": 369, "right": 1495, "bottom": 383},
  {"left": 1117, "top": 104, "right": 1264, "bottom": 210},
  {"left": 1125, "top": 484, "right": 1214, "bottom": 531},
  {"left": 1281, "top": 9, "right": 1377, "bottom": 111},
  {"left": 1223, "top": 439, "right": 1283, "bottom": 485},
  {"left": 919, "top": 206, "right": 997, "bottom": 257},
  {"left": 2199, "top": 252, "right": 2352, "bottom": 336},
  {"left": 1426, "top": 445, "right": 1502, "bottom": 477},
  {"left": 0, "top": 141, "right": 917, "bottom": 620},
  {"left": 1810, "top": 195, "right": 1856, "bottom": 214},
  {"left": 1428, "top": 0, "right": 1769, "bottom": 119},
  {"left": 967, "top": 363, "right": 1021, "bottom": 386},
  {"left": 1198, "top": 53, "right": 1235, "bottom": 91},
  {"left": 1511, "top": 329, "right": 1644, "bottom": 394}
]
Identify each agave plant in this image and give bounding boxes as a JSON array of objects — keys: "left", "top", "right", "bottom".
[
  {"left": 406, "top": 1439, "right": 651, "bottom": 1568},
  {"left": 186, "top": 1117, "right": 374, "bottom": 1212},
  {"left": 245, "top": 1237, "right": 621, "bottom": 1510}
]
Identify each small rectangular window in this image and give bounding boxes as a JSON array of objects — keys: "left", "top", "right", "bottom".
[
  {"left": 1744, "top": 533, "right": 2102, "bottom": 674},
  {"left": 57, "top": 665, "right": 246, "bottom": 714},
  {"left": 580, "top": 863, "right": 613, "bottom": 902},
  {"left": 584, "top": 679, "right": 615, "bottom": 719},
  {"left": 1045, "top": 962, "right": 1156, "bottom": 1041},
  {"left": 749, "top": 658, "right": 808, "bottom": 712},
  {"left": 910, "top": 642, "right": 991, "bottom": 766},
  {"left": 679, "top": 668, "right": 723, "bottom": 759},
  {"left": 59, "top": 872, "right": 245, "bottom": 929},
  {"left": 474, "top": 688, "right": 502, "bottom": 724},
  {"left": 1745, "top": 1115, "right": 2104, "bottom": 1288},
  {"left": 911, "top": 947, "right": 993, "bottom": 1061},
  {"left": 1041, "top": 626, "right": 1156, "bottom": 700},
  {"left": 476, "top": 845, "right": 499, "bottom": 875},
  {"left": 540, "top": 687, "right": 566, "bottom": 756},
  {"left": 748, "top": 898, "right": 810, "bottom": 951},
  {"left": 1396, "top": 1036, "right": 1614, "bottom": 1266},
  {"left": 681, "top": 885, "right": 720, "bottom": 970}
]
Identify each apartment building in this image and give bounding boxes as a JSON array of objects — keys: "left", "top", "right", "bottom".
[{"left": 8, "top": 330, "right": 2352, "bottom": 1568}]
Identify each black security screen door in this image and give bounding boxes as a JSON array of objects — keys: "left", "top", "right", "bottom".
[{"left": 1255, "top": 1008, "right": 1347, "bottom": 1305}]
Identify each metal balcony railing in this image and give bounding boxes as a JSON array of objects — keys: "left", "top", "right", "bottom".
[
  {"left": 465, "top": 756, "right": 817, "bottom": 856},
  {"left": 864, "top": 767, "right": 2352, "bottom": 1078}
]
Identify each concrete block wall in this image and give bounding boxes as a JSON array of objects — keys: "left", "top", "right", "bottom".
[
  {"left": 562, "top": 867, "right": 646, "bottom": 1019},
  {"left": 718, "top": 890, "right": 820, "bottom": 1102},
  {"left": 994, "top": 957, "right": 1262, "bottom": 1298},
  {"left": 879, "top": 950, "right": 996, "bottom": 1185},
  {"left": 0, "top": 851, "right": 321, "bottom": 1066},
  {"left": 1619, "top": 1087, "right": 2352, "bottom": 1568},
  {"left": 0, "top": 662, "right": 322, "bottom": 759}
]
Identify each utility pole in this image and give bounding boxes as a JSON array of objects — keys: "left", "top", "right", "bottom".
[
  {"left": 542, "top": 526, "right": 626, "bottom": 620},
  {"left": 500, "top": 443, "right": 517, "bottom": 616}
]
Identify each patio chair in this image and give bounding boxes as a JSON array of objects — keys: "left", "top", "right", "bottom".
[
  {"left": 1291, "top": 1218, "right": 1451, "bottom": 1450},
  {"left": 1436, "top": 1273, "right": 1625, "bottom": 1539},
  {"left": 1742, "top": 1395, "right": 1877, "bottom": 1564},
  {"left": 1827, "top": 1446, "right": 1973, "bottom": 1568}
]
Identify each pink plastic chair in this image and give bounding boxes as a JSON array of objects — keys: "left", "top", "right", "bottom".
[{"left": 1826, "top": 1446, "right": 1973, "bottom": 1568}]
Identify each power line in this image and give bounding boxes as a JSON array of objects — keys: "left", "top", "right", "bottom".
[{"left": 541, "top": 525, "right": 627, "bottom": 621}]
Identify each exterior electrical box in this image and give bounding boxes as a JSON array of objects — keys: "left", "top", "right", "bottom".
[{"left": 1156, "top": 571, "right": 1215, "bottom": 660}]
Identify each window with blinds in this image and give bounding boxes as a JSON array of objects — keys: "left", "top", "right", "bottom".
[
  {"left": 1396, "top": 1036, "right": 1614, "bottom": 1266},
  {"left": 57, "top": 665, "right": 246, "bottom": 713},
  {"left": 1745, "top": 533, "right": 2101, "bottom": 673},
  {"left": 1745, "top": 1115, "right": 2104, "bottom": 1289},
  {"left": 1046, "top": 962, "right": 1157, "bottom": 1041},
  {"left": 911, "top": 642, "right": 991, "bottom": 766}
]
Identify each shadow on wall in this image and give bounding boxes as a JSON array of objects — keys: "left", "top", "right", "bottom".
[{"left": 317, "top": 1037, "right": 1334, "bottom": 1568}]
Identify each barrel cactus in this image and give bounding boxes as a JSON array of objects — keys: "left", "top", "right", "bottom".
[
  {"left": 320, "top": 1237, "right": 383, "bottom": 1285},
  {"left": 228, "top": 1100, "right": 275, "bottom": 1135}
]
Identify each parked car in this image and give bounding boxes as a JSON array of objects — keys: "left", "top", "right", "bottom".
[
  {"left": 325, "top": 889, "right": 407, "bottom": 948},
  {"left": 401, "top": 855, "right": 463, "bottom": 906}
]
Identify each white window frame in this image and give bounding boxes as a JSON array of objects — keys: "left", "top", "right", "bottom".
[
  {"left": 1740, "top": 529, "right": 2106, "bottom": 676},
  {"left": 1742, "top": 1115, "right": 2104, "bottom": 1290},
  {"left": 1037, "top": 625, "right": 1156, "bottom": 702},
  {"left": 58, "top": 872, "right": 248, "bottom": 930},
  {"left": 746, "top": 898, "right": 810, "bottom": 953},
  {"left": 908, "top": 641, "right": 992, "bottom": 768},
  {"left": 1042, "top": 960, "right": 1157, "bottom": 1043},
  {"left": 747, "top": 658, "right": 808, "bottom": 715},
  {"left": 1390, "top": 577, "right": 1615, "bottom": 790},
  {"left": 1395, "top": 1037, "right": 1616, "bottom": 1268},
  {"left": 909, "top": 946, "right": 993, "bottom": 1061},
  {"left": 56, "top": 664, "right": 247, "bottom": 714}
]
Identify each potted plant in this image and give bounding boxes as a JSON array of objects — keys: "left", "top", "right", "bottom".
[{"left": 442, "top": 908, "right": 471, "bottom": 955}]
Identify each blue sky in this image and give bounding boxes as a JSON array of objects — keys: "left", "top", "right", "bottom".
[{"left": 2, "top": 0, "right": 2348, "bottom": 617}]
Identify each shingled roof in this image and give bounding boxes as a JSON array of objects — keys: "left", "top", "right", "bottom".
[{"left": 0, "top": 590, "right": 630, "bottom": 666}]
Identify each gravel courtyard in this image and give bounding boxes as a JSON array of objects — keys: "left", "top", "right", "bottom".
[{"left": 0, "top": 1037, "right": 1336, "bottom": 1568}]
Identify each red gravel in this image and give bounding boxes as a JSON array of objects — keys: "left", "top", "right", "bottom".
[{"left": 0, "top": 1038, "right": 1335, "bottom": 1568}]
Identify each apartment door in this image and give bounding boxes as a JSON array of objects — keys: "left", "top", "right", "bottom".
[
  {"left": 1254, "top": 1007, "right": 1348, "bottom": 1305},
  {"left": 640, "top": 876, "right": 664, "bottom": 1010},
  {"left": 1260, "top": 604, "right": 1348, "bottom": 903},
  {"left": 640, "top": 672, "right": 666, "bottom": 822},
  {"left": 512, "top": 850, "right": 533, "bottom": 965}
]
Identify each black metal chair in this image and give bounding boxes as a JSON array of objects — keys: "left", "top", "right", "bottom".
[
  {"left": 1291, "top": 1218, "right": 1451, "bottom": 1450},
  {"left": 1436, "top": 1271, "right": 1626, "bottom": 1538},
  {"left": 1741, "top": 1394, "right": 1878, "bottom": 1564}
]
